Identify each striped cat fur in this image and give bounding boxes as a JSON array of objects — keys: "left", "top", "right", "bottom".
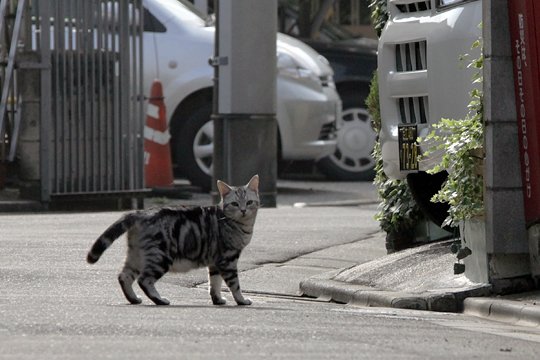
[{"left": 87, "top": 175, "right": 259, "bottom": 306}]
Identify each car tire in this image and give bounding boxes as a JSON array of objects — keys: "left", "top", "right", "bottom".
[
  {"left": 406, "top": 171, "right": 450, "bottom": 229},
  {"left": 172, "top": 104, "right": 213, "bottom": 191},
  {"left": 317, "top": 91, "right": 377, "bottom": 181}
]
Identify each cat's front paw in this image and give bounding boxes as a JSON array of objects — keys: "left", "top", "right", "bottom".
[{"left": 236, "top": 298, "right": 252, "bottom": 306}]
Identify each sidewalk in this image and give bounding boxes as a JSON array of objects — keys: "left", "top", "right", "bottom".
[{"left": 299, "top": 236, "right": 540, "bottom": 327}]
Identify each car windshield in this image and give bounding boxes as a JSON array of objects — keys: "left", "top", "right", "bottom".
[
  {"left": 155, "top": 0, "right": 211, "bottom": 27},
  {"left": 278, "top": 3, "right": 358, "bottom": 42},
  {"left": 318, "top": 22, "right": 356, "bottom": 42}
]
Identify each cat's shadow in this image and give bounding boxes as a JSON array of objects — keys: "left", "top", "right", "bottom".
[{"left": 111, "top": 303, "right": 291, "bottom": 311}]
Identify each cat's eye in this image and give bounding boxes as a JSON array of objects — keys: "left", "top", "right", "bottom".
[
  {"left": 231, "top": 202, "right": 239, "bottom": 207},
  {"left": 246, "top": 200, "right": 254, "bottom": 206}
]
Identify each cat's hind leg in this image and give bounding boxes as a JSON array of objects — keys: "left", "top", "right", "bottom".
[
  {"left": 137, "top": 264, "right": 169, "bottom": 306},
  {"left": 208, "top": 266, "right": 226, "bottom": 305},
  {"left": 118, "top": 265, "right": 142, "bottom": 305},
  {"left": 118, "top": 234, "right": 143, "bottom": 304}
]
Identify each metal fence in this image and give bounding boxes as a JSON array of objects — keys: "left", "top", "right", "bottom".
[
  {"left": 33, "top": 0, "right": 145, "bottom": 201},
  {"left": 0, "top": 0, "right": 25, "bottom": 181}
]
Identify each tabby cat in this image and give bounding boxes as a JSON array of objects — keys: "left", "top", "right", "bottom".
[{"left": 86, "top": 175, "right": 259, "bottom": 306}]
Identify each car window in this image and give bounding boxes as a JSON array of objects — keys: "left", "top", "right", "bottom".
[
  {"left": 155, "top": 0, "right": 207, "bottom": 27},
  {"left": 143, "top": 8, "right": 166, "bottom": 33}
]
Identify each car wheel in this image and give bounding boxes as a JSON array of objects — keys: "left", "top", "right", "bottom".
[
  {"left": 406, "top": 171, "right": 450, "bottom": 229},
  {"left": 317, "top": 92, "right": 377, "bottom": 181},
  {"left": 173, "top": 104, "right": 213, "bottom": 191}
]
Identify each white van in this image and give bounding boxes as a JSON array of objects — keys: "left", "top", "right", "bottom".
[{"left": 377, "top": 0, "right": 482, "bottom": 223}]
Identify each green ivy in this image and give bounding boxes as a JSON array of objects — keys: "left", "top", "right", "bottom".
[
  {"left": 369, "top": 0, "right": 388, "bottom": 37},
  {"left": 368, "top": 0, "right": 422, "bottom": 235},
  {"left": 372, "top": 151, "right": 423, "bottom": 233},
  {"left": 368, "top": 73, "right": 422, "bottom": 234},
  {"left": 419, "top": 38, "right": 484, "bottom": 227}
]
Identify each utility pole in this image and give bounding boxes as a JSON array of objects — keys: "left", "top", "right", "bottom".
[
  {"left": 212, "top": 0, "right": 278, "bottom": 207},
  {"left": 193, "top": 0, "right": 208, "bottom": 15}
]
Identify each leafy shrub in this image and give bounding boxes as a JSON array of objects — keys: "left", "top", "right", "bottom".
[
  {"left": 367, "top": 0, "right": 422, "bottom": 237},
  {"left": 419, "top": 39, "right": 484, "bottom": 227}
]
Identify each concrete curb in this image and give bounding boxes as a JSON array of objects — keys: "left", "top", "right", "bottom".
[
  {"left": 463, "top": 298, "right": 540, "bottom": 327},
  {"left": 0, "top": 200, "right": 44, "bottom": 213},
  {"left": 299, "top": 277, "right": 492, "bottom": 313}
]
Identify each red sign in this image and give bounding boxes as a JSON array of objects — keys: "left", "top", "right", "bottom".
[{"left": 509, "top": 0, "right": 540, "bottom": 227}]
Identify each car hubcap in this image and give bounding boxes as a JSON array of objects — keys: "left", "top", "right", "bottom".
[
  {"left": 193, "top": 120, "right": 214, "bottom": 176},
  {"left": 329, "top": 107, "right": 376, "bottom": 172}
]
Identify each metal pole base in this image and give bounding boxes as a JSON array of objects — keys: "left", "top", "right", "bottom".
[{"left": 212, "top": 114, "right": 277, "bottom": 207}]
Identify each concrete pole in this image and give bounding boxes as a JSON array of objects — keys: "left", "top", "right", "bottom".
[
  {"left": 16, "top": 52, "right": 42, "bottom": 200},
  {"left": 212, "top": 0, "right": 278, "bottom": 207},
  {"left": 482, "top": 1, "right": 531, "bottom": 290},
  {"left": 193, "top": 0, "right": 208, "bottom": 15}
]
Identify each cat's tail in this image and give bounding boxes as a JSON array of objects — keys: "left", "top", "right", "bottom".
[{"left": 86, "top": 213, "right": 138, "bottom": 264}]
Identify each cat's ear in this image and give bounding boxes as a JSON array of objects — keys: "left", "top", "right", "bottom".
[
  {"left": 246, "top": 174, "right": 259, "bottom": 193},
  {"left": 217, "top": 180, "right": 233, "bottom": 197}
]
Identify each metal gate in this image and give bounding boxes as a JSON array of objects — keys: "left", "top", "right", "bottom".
[{"left": 25, "top": 0, "right": 144, "bottom": 203}]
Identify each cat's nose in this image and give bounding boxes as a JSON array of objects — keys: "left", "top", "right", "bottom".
[{"left": 241, "top": 209, "right": 246, "bottom": 216}]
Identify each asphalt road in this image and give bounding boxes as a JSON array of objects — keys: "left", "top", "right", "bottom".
[{"left": 2, "top": 180, "right": 540, "bottom": 359}]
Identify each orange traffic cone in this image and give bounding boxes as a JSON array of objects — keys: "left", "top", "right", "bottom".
[{"left": 144, "top": 79, "right": 174, "bottom": 188}]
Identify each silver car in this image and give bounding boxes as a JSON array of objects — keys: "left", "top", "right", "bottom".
[{"left": 143, "top": 0, "right": 340, "bottom": 189}]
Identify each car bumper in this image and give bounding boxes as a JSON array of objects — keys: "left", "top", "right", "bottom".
[
  {"left": 378, "top": 0, "right": 482, "bottom": 179},
  {"left": 277, "top": 76, "right": 340, "bottom": 160}
]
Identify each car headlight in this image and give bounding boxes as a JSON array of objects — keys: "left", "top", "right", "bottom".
[
  {"left": 436, "top": 0, "right": 474, "bottom": 9},
  {"left": 277, "top": 52, "right": 317, "bottom": 80}
]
